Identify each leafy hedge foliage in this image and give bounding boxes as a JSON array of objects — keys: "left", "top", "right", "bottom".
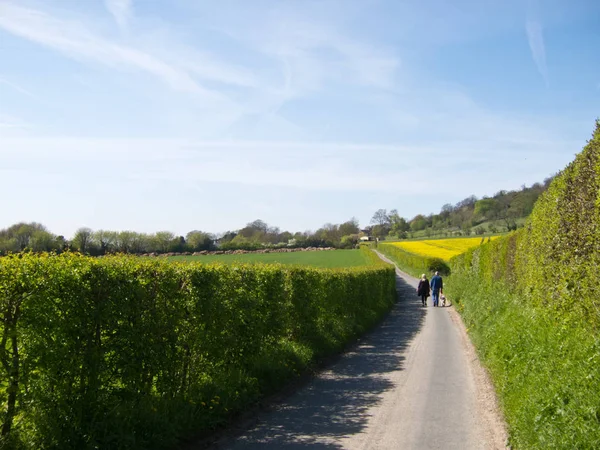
[
  {"left": 377, "top": 243, "right": 451, "bottom": 277},
  {"left": 0, "top": 250, "right": 395, "bottom": 449},
  {"left": 447, "top": 122, "right": 600, "bottom": 448}
]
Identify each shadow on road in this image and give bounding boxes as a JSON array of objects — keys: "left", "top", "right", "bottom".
[{"left": 215, "top": 272, "right": 426, "bottom": 449}]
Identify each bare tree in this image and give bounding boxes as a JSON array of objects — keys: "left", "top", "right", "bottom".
[
  {"left": 370, "top": 209, "right": 390, "bottom": 227},
  {"left": 93, "top": 230, "right": 117, "bottom": 254}
]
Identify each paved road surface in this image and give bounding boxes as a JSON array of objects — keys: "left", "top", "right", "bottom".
[{"left": 214, "top": 254, "right": 505, "bottom": 450}]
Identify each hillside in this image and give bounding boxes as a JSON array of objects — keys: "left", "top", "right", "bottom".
[{"left": 366, "top": 178, "right": 553, "bottom": 240}]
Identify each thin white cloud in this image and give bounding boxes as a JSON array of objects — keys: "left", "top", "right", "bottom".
[
  {"left": 327, "top": 36, "right": 400, "bottom": 90},
  {"left": 0, "top": 76, "right": 36, "bottom": 99},
  {"left": 526, "top": 19, "right": 549, "bottom": 86},
  {"left": 0, "top": 2, "right": 207, "bottom": 95},
  {"left": 144, "top": 39, "right": 260, "bottom": 88},
  {"left": 205, "top": 3, "right": 400, "bottom": 101},
  {"left": 105, "top": 0, "right": 132, "bottom": 32},
  {"left": 0, "top": 1, "right": 293, "bottom": 135},
  {"left": 0, "top": 0, "right": 406, "bottom": 139},
  {"left": 0, "top": 136, "right": 574, "bottom": 192}
]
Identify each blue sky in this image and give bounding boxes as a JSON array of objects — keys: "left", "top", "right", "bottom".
[{"left": 0, "top": 0, "right": 598, "bottom": 238}]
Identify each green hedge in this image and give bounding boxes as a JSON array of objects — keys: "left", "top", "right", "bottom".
[
  {"left": 447, "top": 122, "right": 600, "bottom": 449},
  {"left": 0, "top": 251, "right": 395, "bottom": 449},
  {"left": 376, "top": 243, "right": 450, "bottom": 277}
]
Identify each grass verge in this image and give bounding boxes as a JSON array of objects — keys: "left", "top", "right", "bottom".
[{"left": 446, "top": 273, "right": 600, "bottom": 449}]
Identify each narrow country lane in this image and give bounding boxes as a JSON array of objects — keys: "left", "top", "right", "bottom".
[{"left": 211, "top": 253, "right": 507, "bottom": 450}]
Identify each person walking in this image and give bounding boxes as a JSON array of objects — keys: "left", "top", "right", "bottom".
[
  {"left": 430, "top": 271, "right": 444, "bottom": 307},
  {"left": 417, "top": 274, "right": 430, "bottom": 307}
]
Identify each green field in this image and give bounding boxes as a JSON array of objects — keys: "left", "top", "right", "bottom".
[{"left": 169, "top": 249, "right": 371, "bottom": 268}]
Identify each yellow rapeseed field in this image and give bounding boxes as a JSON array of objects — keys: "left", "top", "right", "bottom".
[{"left": 389, "top": 237, "right": 500, "bottom": 261}]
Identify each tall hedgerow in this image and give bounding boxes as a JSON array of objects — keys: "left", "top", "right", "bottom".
[
  {"left": 0, "top": 250, "right": 395, "bottom": 449},
  {"left": 448, "top": 121, "right": 600, "bottom": 448},
  {"left": 515, "top": 121, "right": 600, "bottom": 324}
]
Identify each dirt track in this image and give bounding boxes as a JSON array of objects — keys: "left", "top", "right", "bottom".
[{"left": 212, "top": 254, "right": 508, "bottom": 449}]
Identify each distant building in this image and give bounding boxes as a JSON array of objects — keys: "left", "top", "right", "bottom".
[{"left": 360, "top": 236, "right": 375, "bottom": 242}]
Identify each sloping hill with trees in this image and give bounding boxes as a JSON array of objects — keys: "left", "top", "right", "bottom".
[{"left": 366, "top": 178, "right": 554, "bottom": 240}]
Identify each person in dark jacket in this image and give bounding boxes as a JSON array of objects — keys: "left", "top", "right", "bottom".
[
  {"left": 417, "top": 274, "right": 430, "bottom": 307},
  {"left": 430, "top": 271, "right": 443, "bottom": 307}
]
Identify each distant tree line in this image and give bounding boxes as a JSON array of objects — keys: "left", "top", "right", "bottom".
[
  {"left": 0, "top": 218, "right": 363, "bottom": 256},
  {"left": 0, "top": 176, "right": 554, "bottom": 255},
  {"left": 217, "top": 218, "right": 362, "bottom": 250}
]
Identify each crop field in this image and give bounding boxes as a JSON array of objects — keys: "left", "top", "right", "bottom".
[
  {"left": 389, "top": 237, "right": 500, "bottom": 261},
  {"left": 169, "top": 249, "right": 372, "bottom": 268}
]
